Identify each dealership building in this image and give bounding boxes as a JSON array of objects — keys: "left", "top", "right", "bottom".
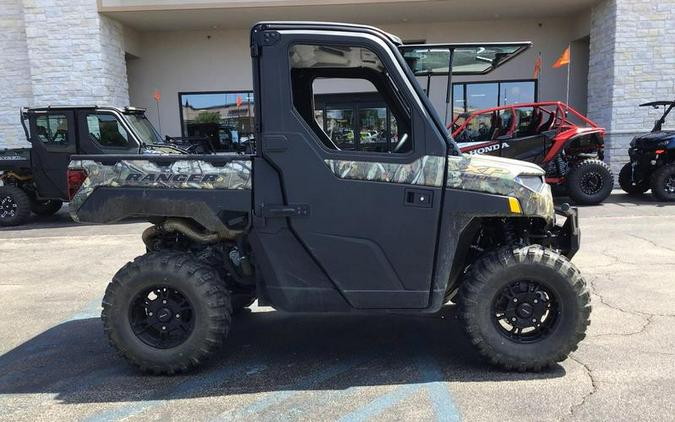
[{"left": 1, "top": 0, "right": 673, "bottom": 174}]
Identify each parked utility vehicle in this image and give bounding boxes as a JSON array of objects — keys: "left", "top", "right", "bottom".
[
  {"left": 450, "top": 102, "right": 612, "bottom": 205},
  {"left": 0, "top": 106, "right": 174, "bottom": 226},
  {"left": 619, "top": 100, "right": 675, "bottom": 201},
  {"left": 68, "top": 22, "right": 590, "bottom": 374}
]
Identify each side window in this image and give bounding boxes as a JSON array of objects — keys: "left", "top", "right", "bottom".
[
  {"left": 290, "top": 44, "right": 411, "bottom": 154},
  {"left": 86, "top": 113, "right": 130, "bottom": 147},
  {"left": 35, "top": 114, "right": 69, "bottom": 145}
]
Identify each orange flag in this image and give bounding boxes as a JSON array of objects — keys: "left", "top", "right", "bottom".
[
  {"left": 533, "top": 55, "right": 542, "bottom": 78},
  {"left": 152, "top": 89, "right": 161, "bottom": 102},
  {"left": 552, "top": 46, "right": 570, "bottom": 68}
]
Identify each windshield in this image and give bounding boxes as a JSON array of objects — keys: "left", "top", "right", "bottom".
[
  {"left": 125, "top": 113, "right": 163, "bottom": 145},
  {"left": 400, "top": 43, "right": 531, "bottom": 76}
]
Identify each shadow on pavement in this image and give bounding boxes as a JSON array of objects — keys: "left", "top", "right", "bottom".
[
  {"left": 0, "top": 306, "right": 565, "bottom": 405},
  {"left": 554, "top": 191, "right": 674, "bottom": 207},
  {"left": 0, "top": 209, "right": 81, "bottom": 231}
]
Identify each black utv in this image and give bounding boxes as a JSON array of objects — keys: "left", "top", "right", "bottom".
[
  {"left": 0, "top": 106, "right": 176, "bottom": 226},
  {"left": 619, "top": 100, "right": 675, "bottom": 201},
  {"left": 67, "top": 22, "right": 590, "bottom": 374}
]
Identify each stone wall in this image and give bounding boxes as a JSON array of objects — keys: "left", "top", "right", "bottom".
[
  {"left": 0, "top": 0, "right": 33, "bottom": 149},
  {"left": 0, "top": 0, "right": 129, "bottom": 149},
  {"left": 589, "top": 0, "right": 675, "bottom": 176}
]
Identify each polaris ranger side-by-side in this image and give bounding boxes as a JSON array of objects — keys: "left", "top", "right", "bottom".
[
  {"left": 619, "top": 100, "right": 675, "bottom": 201},
  {"left": 0, "top": 106, "right": 178, "bottom": 226},
  {"left": 68, "top": 22, "right": 590, "bottom": 374}
]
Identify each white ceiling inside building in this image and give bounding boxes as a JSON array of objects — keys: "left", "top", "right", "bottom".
[{"left": 101, "top": 0, "right": 600, "bottom": 31}]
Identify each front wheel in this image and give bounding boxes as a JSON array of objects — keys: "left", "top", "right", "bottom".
[
  {"left": 0, "top": 185, "right": 31, "bottom": 226},
  {"left": 650, "top": 164, "right": 675, "bottom": 202},
  {"left": 458, "top": 245, "right": 591, "bottom": 371},
  {"left": 618, "top": 163, "right": 650, "bottom": 195},
  {"left": 566, "top": 159, "right": 614, "bottom": 205},
  {"left": 102, "top": 252, "right": 232, "bottom": 374}
]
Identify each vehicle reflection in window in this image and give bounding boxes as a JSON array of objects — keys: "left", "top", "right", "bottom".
[
  {"left": 325, "top": 109, "right": 355, "bottom": 149},
  {"left": 179, "top": 91, "right": 255, "bottom": 153}
]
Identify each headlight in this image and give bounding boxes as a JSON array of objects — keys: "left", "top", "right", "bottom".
[{"left": 515, "top": 174, "right": 545, "bottom": 192}]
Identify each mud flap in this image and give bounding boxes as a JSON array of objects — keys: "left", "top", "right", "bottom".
[{"left": 551, "top": 204, "right": 580, "bottom": 259}]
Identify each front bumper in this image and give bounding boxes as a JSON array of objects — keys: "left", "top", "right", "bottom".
[{"left": 551, "top": 204, "right": 580, "bottom": 259}]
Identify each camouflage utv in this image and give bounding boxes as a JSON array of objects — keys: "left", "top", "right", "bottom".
[{"left": 66, "top": 22, "right": 590, "bottom": 374}]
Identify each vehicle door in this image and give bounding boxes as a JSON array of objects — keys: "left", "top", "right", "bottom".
[
  {"left": 252, "top": 27, "right": 449, "bottom": 309},
  {"left": 76, "top": 110, "right": 140, "bottom": 155},
  {"left": 28, "top": 110, "right": 76, "bottom": 199}
]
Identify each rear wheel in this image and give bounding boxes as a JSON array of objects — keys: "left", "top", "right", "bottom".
[
  {"left": 0, "top": 186, "right": 31, "bottom": 226},
  {"left": 30, "top": 199, "right": 63, "bottom": 216},
  {"left": 566, "top": 159, "right": 614, "bottom": 205},
  {"left": 650, "top": 164, "right": 675, "bottom": 202},
  {"left": 619, "top": 163, "right": 650, "bottom": 195},
  {"left": 458, "top": 245, "right": 591, "bottom": 371},
  {"left": 102, "top": 251, "right": 232, "bottom": 374}
]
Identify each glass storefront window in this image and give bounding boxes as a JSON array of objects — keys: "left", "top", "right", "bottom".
[
  {"left": 501, "top": 81, "right": 536, "bottom": 106},
  {"left": 179, "top": 91, "right": 254, "bottom": 152},
  {"left": 452, "top": 80, "right": 536, "bottom": 119},
  {"left": 466, "top": 83, "right": 499, "bottom": 112}
]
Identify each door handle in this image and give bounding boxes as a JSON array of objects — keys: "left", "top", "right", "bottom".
[{"left": 404, "top": 188, "right": 433, "bottom": 208}]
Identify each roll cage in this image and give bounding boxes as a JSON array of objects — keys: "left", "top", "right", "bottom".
[
  {"left": 450, "top": 101, "right": 604, "bottom": 151},
  {"left": 640, "top": 100, "right": 675, "bottom": 132}
]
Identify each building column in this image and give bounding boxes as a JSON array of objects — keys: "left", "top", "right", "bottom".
[{"left": 588, "top": 0, "right": 675, "bottom": 175}]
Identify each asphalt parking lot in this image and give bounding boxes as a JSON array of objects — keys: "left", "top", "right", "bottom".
[{"left": 0, "top": 191, "right": 673, "bottom": 422}]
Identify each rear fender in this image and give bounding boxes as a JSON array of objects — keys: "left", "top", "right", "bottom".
[{"left": 544, "top": 129, "right": 605, "bottom": 163}]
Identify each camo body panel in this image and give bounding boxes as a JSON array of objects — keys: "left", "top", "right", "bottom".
[
  {"left": 325, "top": 153, "right": 553, "bottom": 219},
  {"left": 446, "top": 154, "right": 553, "bottom": 219},
  {"left": 324, "top": 155, "right": 445, "bottom": 187},
  {"left": 69, "top": 159, "right": 252, "bottom": 218},
  {"left": 0, "top": 148, "right": 30, "bottom": 160}
]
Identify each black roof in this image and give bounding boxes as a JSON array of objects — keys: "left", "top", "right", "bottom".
[
  {"left": 252, "top": 21, "right": 403, "bottom": 45},
  {"left": 640, "top": 101, "right": 675, "bottom": 107},
  {"left": 22, "top": 105, "right": 146, "bottom": 113}
]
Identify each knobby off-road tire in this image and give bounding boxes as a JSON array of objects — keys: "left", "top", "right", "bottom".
[
  {"left": 102, "top": 251, "right": 232, "bottom": 374},
  {"left": 458, "top": 245, "right": 591, "bottom": 371},
  {"left": 0, "top": 185, "right": 31, "bottom": 226},
  {"left": 566, "top": 159, "right": 614, "bottom": 205},
  {"left": 650, "top": 164, "right": 675, "bottom": 202},
  {"left": 618, "top": 163, "right": 650, "bottom": 195},
  {"left": 30, "top": 199, "right": 63, "bottom": 216}
]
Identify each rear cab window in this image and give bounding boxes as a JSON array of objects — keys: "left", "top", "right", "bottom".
[
  {"left": 86, "top": 113, "right": 131, "bottom": 148},
  {"left": 35, "top": 114, "right": 70, "bottom": 146}
]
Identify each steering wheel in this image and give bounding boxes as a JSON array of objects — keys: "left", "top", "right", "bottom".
[{"left": 392, "top": 133, "right": 410, "bottom": 153}]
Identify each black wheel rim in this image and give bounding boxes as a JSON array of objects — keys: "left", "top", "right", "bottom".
[
  {"left": 580, "top": 171, "right": 604, "bottom": 195},
  {"left": 492, "top": 280, "right": 559, "bottom": 343},
  {"left": 665, "top": 175, "right": 675, "bottom": 194},
  {"left": 0, "top": 195, "right": 17, "bottom": 218},
  {"left": 129, "top": 285, "right": 195, "bottom": 349}
]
